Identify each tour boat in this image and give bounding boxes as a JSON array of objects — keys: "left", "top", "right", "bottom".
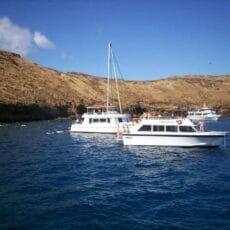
[
  {"left": 122, "top": 117, "right": 227, "bottom": 147},
  {"left": 187, "top": 105, "right": 221, "bottom": 121},
  {"left": 70, "top": 43, "right": 132, "bottom": 133},
  {"left": 70, "top": 105, "right": 131, "bottom": 133}
]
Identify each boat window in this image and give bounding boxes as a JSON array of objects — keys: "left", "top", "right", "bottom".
[
  {"left": 93, "top": 118, "right": 99, "bottom": 123},
  {"left": 153, "top": 125, "right": 164, "bottom": 132},
  {"left": 118, "top": 118, "right": 123, "bottom": 123},
  {"left": 138, "top": 125, "right": 151, "bottom": 132},
  {"left": 166, "top": 125, "right": 178, "bottom": 132},
  {"left": 89, "top": 118, "right": 92, "bottom": 124},
  {"left": 179, "top": 126, "right": 195, "bottom": 132},
  {"left": 100, "top": 118, "right": 106, "bottom": 123},
  {"left": 107, "top": 118, "right": 110, "bottom": 123}
]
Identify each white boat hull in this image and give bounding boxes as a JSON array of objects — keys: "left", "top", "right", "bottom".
[
  {"left": 123, "top": 132, "right": 226, "bottom": 147},
  {"left": 70, "top": 123, "right": 126, "bottom": 134}
]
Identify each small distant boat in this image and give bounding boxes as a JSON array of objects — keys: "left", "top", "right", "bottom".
[
  {"left": 187, "top": 105, "right": 221, "bottom": 121},
  {"left": 122, "top": 117, "right": 227, "bottom": 147},
  {"left": 70, "top": 43, "right": 132, "bottom": 133}
]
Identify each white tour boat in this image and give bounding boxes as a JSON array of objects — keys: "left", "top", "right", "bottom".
[
  {"left": 122, "top": 117, "right": 227, "bottom": 147},
  {"left": 70, "top": 105, "right": 131, "bottom": 133},
  {"left": 70, "top": 43, "right": 131, "bottom": 133},
  {"left": 187, "top": 105, "right": 221, "bottom": 121}
]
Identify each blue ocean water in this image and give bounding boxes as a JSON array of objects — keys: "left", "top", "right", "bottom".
[{"left": 0, "top": 119, "right": 230, "bottom": 229}]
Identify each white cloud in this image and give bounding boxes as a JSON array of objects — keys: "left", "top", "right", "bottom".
[
  {"left": 34, "top": 31, "right": 55, "bottom": 49},
  {"left": 0, "top": 16, "right": 32, "bottom": 56},
  {"left": 0, "top": 16, "right": 55, "bottom": 56}
]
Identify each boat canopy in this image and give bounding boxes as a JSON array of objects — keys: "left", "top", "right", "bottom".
[{"left": 86, "top": 105, "right": 118, "bottom": 114}]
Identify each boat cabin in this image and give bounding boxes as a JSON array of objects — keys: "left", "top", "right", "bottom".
[
  {"left": 86, "top": 105, "right": 118, "bottom": 114},
  {"left": 78, "top": 105, "right": 131, "bottom": 125},
  {"left": 131, "top": 117, "right": 198, "bottom": 134},
  {"left": 137, "top": 124, "right": 196, "bottom": 133}
]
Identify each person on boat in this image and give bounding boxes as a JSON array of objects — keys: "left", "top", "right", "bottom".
[
  {"left": 75, "top": 114, "right": 81, "bottom": 123},
  {"left": 143, "top": 112, "right": 147, "bottom": 119},
  {"left": 199, "top": 120, "right": 205, "bottom": 131}
]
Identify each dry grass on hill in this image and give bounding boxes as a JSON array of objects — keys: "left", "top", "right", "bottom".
[{"left": 0, "top": 50, "right": 230, "bottom": 121}]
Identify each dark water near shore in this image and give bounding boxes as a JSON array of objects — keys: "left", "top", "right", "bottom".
[{"left": 0, "top": 119, "right": 230, "bottom": 229}]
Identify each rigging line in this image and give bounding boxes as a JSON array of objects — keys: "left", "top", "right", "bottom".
[
  {"left": 112, "top": 51, "right": 124, "bottom": 80},
  {"left": 111, "top": 44, "right": 132, "bottom": 112},
  {"left": 110, "top": 52, "right": 115, "bottom": 107},
  {"left": 107, "top": 43, "right": 111, "bottom": 111},
  {"left": 111, "top": 48, "right": 122, "bottom": 114},
  {"left": 111, "top": 47, "right": 131, "bottom": 110}
]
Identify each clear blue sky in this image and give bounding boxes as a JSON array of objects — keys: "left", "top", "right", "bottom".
[{"left": 0, "top": 0, "right": 230, "bottom": 80}]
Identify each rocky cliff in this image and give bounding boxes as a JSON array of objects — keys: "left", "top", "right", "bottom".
[{"left": 0, "top": 50, "right": 230, "bottom": 122}]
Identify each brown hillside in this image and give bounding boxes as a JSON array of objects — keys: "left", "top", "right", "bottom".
[{"left": 0, "top": 50, "right": 230, "bottom": 122}]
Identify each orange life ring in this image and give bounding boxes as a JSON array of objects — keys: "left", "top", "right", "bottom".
[
  {"left": 132, "top": 118, "right": 139, "bottom": 123},
  {"left": 176, "top": 119, "right": 182, "bottom": 125}
]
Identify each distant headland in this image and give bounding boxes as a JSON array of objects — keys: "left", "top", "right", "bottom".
[{"left": 0, "top": 50, "right": 230, "bottom": 122}]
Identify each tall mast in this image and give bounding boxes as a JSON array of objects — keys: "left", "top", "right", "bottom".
[
  {"left": 106, "top": 42, "right": 122, "bottom": 113},
  {"left": 111, "top": 49, "right": 122, "bottom": 113},
  {"left": 106, "top": 43, "right": 111, "bottom": 112}
]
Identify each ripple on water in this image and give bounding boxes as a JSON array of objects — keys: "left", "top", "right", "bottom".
[{"left": 0, "top": 120, "right": 230, "bottom": 229}]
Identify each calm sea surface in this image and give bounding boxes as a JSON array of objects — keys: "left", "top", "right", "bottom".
[{"left": 0, "top": 119, "right": 230, "bottom": 229}]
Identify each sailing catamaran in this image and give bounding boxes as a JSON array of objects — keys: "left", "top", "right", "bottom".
[{"left": 70, "top": 43, "right": 131, "bottom": 133}]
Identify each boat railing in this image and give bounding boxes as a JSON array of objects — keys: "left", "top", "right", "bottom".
[
  {"left": 140, "top": 115, "right": 183, "bottom": 120},
  {"left": 86, "top": 105, "right": 119, "bottom": 114}
]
